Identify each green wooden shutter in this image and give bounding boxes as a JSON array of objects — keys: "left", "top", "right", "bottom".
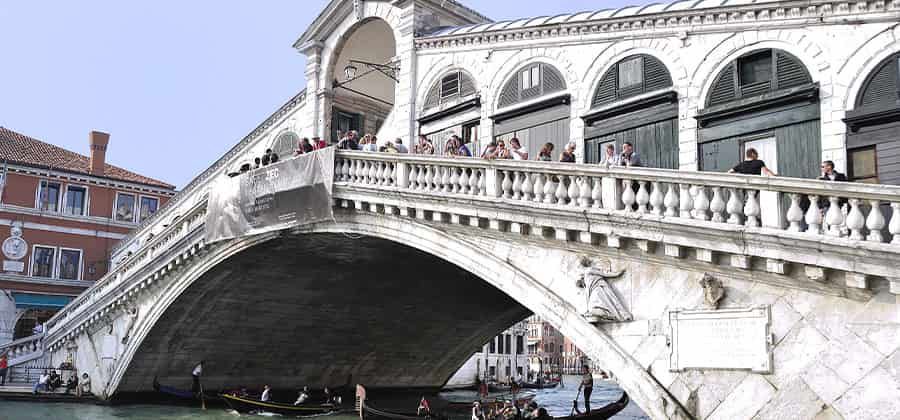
[
  {"left": 708, "top": 62, "right": 737, "bottom": 106},
  {"left": 859, "top": 55, "right": 900, "bottom": 107},
  {"left": 592, "top": 70, "right": 618, "bottom": 107},
  {"left": 643, "top": 55, "right": 672, "bottom": 92},
  {"left": 775, "top": 51, "right": 812, "bottom": 90},
  {"left": 459, "top": 73, "right": 476, "bottom": 97},
  {"left": 498, "top": 76, "right": 520, "bottom": 108}
]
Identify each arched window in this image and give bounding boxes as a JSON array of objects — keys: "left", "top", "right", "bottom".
[
  {"left": 707, "top": 49, "right": 812, "bottom": 107},
  {"left": 423, "top": 70, "right": 477, "bottom": 111},
  {"left": 592, "top": 54, "right": 673, "bottom": 107},
  {"left": 498, "top": 63, "right": 566, "bottom": 108},
  {"left": 270, "top": 131, "right": 300, "bottom": 159}
]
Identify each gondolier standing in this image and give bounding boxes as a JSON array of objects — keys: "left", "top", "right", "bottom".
[
  {"left": 191, "top": 361, "right": 204, "bottom": 393},
  {"left": 579, "top": 365, "right": 593, "bottom": 413}
]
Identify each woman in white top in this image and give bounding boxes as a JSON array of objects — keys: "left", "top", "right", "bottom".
[{"left": 601, "top": 144, "right": 618, "bottom": 167}]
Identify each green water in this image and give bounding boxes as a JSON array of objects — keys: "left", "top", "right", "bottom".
[{"left": 0, "top": 379, "right": 648, "bottom": 420}]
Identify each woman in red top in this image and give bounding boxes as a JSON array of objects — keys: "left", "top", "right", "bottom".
[{"left": 0, "top": 352, "right": 8, "bottom": 386}]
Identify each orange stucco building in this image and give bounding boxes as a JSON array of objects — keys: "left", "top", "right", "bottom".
[{"left": 0, "top": 127, "right": 175, "bottom": 343}]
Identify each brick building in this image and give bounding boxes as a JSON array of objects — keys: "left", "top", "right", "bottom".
[
  {"left": 526, "top": 315, "right": 565, "bottom": 376},
  {"left": 0, "top": 127, "right": 175, "bottom": 344}
]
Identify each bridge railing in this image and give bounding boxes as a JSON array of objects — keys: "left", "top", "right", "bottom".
[
  {"left": 0, "top": 333, "right": 45, "bottom": 367},
  {"left": 334, "top": 151, "right": 900, "bottom": 244}
]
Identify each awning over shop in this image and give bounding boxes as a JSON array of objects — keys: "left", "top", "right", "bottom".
[{"left": 12, "top": 292, "right": 73, "bottom": 309}]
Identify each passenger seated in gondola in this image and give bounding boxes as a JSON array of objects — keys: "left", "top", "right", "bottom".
[
  {"left": 534, "top": 408, "right": 552, "bottom": 420},
  {"left": 64, "top": 374, "right": 78, "bottom": 394},
  {"left": 417, "top": 396, "right": 431, "bottom": 415},
  {"left": 472, "top": 401, "right": 485, "bottom": 420},
  {"left": 294, "top": 386, "right": 310, "bottom": 405},
  {"left": 261, "top": 384, "right": 272, "bottom": 402}
]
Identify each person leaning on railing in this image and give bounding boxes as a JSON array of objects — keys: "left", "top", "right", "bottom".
[{"left": 728, "top": 148, "right": 776, "bottom": 176}]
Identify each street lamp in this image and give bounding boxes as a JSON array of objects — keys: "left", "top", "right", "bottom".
[
  {"left": 332, "top": 58, "right": 400, "bottom": 107},
  {"left": 343, "top": 63, "right": 358, "bottom": 81}
]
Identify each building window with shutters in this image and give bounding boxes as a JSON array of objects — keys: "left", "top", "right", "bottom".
[
  {"left": 617, "top": 56, "right": 643, "bottom": 89},
  {"left": 738, "top": 51, "right": 773, "bottom": 87},
  {"left": 440, "top": 72, "right": 460, "bottom": 100},
  {"left": 63, "top": 185, "right": 88, "bottom": 216}
]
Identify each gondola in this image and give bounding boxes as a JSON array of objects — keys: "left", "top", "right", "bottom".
[
  {"left": 519, "top": 381, "right": 559, "bottom": 390},
  {"left": 356, "top": 385, "right": 448, "bottom": 420},
  {"left": 221, "top": 393, "right": 338, "bottom": 416},
  {"left": 152, "top": 377, "right": 216, "bottom": 401},
  {"left": 562, "top": 392, "right": 629, "bottom": 420}
]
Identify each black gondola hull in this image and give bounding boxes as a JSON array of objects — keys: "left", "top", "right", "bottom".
[{"left": 221, "top": 393, "right": 337, "bottom": 416}]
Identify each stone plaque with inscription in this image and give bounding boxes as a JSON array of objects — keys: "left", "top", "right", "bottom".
[{"left": 669, "top": 306, "right": 773, "bottom": 373}]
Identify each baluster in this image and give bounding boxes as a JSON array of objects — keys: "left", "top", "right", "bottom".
[
  {"left": 556, "top": 176, "right": 569, "bottom": 205},
  {"left": 726, "top": 188, "right": 743, "bottom": 225},
  {"left": 459, "top": 169, "right": 470, "bottom": 194},
  {"left": 348, "top": 160, "right": 358, "bottom": 183},
  {"left": 512, "top": 172, "right": 523, "bottom": 200},
  {"left": 470, "top": 169, "right": 480, "bottom": 195},
  {"left": 744, "top": 190, "right": 761, "bottom": 227},
  {"left": 650, "top": 182, "right": 664, "bottom": 216},
  {"left": 478, "top": 169, "right": 487, "bottom": 196},
  {"left": 866, "top": 200, "right": 885, "bottom": 242},
  {"left": 825, "top": 197, "right": 845, "bottom": 237},
  {"left": 370, "top": 161, "right": 380, "bottom": 185},
  {"left": 431, "top": 165, "right": 441, "bottom": 191},
  {"left": 341, "top": 159, "right": 350, "bottom": 181},
  {"left": 679, "top": 184, "right": 693, "bottom": 218},
  {"left": 441, "top": 166, "right": 452, "bottom": 192},
  {"left": 663, "top": 183, "right": 678, "bottom": 217},
  {"left": 579, "top": 177, "right": 592, "bottom": 208},
  {"left": 805, "top": 195, "right": 823, "bottom": 235},
  {"left": 533, "top": 174, "right": 545, "bottom": 203},
  {"left": 786, "top": 193, "right": 804, "bottom": 232},
  {"left": 567, "top": 176, "right": 580, "bottom": 207},
  {"left": 521, "top": 172, "right": 533, "bottom": 201},
  {"left": 449, "top": 168, "right": 460, "bottom": 193},
  {"left": 591, "top": 177, "right": 602, "bottom": 208},
  {"left": 622, "top": 180, "right": 636, "bottom": 212},
  {"left": 380, "top": 162, "right": 391, "bottom": 186},
  {"left": 710, "top": 187, "right": 726, "bottom": 223},
  {"left": 847, "top": 199, "right": 866, "bottom": 240},
  {"left": 360, "top": 161, "right": 369, "bottom": 184},
  {"left": 544, "top": 175, "right": 557, "bottom": 204},
  {"left": 693, "top": 187, "right": 710, "bottom": 220},
  {"left": 416, "top": 165, "right": 426, "bottom": 190},
  {"left": 501, "top": 171, "right": 513, "bottom": 199},
  {"left": 635, "top": 181, "right": 650, "bottom": 213},
  {"left": 407, "top": 165, "right": 417, "bottom": 189},
  {"left": 889, "top": 203, "right": 900, "bottom": 244},
  {"left": 388, "top": 163, "right": 397, "bottom": 186}
]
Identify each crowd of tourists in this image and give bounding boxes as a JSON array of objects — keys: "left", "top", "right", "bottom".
[{"left": 30, "top": 369, "right": 90, "bottom": 396}]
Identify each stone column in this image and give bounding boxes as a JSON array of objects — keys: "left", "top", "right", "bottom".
[{"left": 0, "top": 291, "right": 16, "bottom": 345}]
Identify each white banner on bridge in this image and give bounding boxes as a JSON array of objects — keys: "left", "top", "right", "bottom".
[{"left": 205, "top": 147, "right": 335, "bottom": 243}]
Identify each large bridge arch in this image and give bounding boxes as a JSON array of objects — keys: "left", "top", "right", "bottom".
[{"left": 105, "top": 211, "right": 689, "bottom": 419}]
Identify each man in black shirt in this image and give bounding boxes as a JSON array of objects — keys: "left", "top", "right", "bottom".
[
  {"left": 818, "top": 160, "right": 848, "bottom": 182},
  {"left": 729, "top": 148, "right": 776, "bottom": 176}
]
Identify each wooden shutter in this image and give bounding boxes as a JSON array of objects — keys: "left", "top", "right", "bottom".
[
  {"left": 643, "top": 55, "right": 673, "bottom": 92},
  {"left": 459, "top": 73, "right": 476, "bottom": 97},
  {"left": 592, "top": 71, "right": 618, "bottom": 107},
  {"left": 424, "top": 83, "right": 441, "bottom": 110},
  {"left": 708, "top": 62, "right": 737, "bottom": 106},
  {"left": 542, "top": 65, "right": 566, "bottom": 94},
  {"left": 859, "top": 55, "right": 900, "bottom": 107},
  {"left": 775, "top": 51, "right": 812, "bottom": 90},
  {"left": 498, "top": 76, "right": 520, "bottom": 108}
]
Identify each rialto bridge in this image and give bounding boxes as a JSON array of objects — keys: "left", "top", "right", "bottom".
[{"left": 2, "top": 0, "right": 900, "bottom": 419}]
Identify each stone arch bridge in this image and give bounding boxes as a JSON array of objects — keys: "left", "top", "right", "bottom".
[{"left": 12, "top": 151, "right": 897, "bottom": 420}]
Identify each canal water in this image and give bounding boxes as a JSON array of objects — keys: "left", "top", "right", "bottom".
[{"left": 0, "top": 376, "right": 648, "bottom": 419}]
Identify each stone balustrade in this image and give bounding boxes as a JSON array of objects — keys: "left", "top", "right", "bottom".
[
  {"left": 335, "top": 152, "right": 900, "bottom": 243},
  {"left": 0, "top": 333, "right": 45, "bottom": 366}
]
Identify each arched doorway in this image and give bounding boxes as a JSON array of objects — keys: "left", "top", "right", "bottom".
[
  {"left": 492, "top": 62, "right": 570, "bottom": 159},
  {"left": 583, "top": 54, "right": 678, "bottom": 168},
  {"left": 696, "top": 48, "right": 820, "bottom": 178},
  {"left": 844, "top": 52, "right": 900, "bottom": 184},
  {"left": 328, "top": 18, "right": 397, "bottom": 143}
]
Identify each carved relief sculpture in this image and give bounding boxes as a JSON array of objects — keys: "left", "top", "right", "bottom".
[
  {"left": 699, "top": 273, "right": 725, "bottom": 309},
  {"left": 575, "top": 256, "right": 632, "bottom": 322}
]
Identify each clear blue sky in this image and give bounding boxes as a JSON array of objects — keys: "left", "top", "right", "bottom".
[{"left": 0, "top": 1, "right": 640, "bottom": 189}]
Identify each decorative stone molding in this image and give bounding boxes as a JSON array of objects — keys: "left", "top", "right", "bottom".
[{"left": 699, "top": 274, "right": 725, "bottom": 310}]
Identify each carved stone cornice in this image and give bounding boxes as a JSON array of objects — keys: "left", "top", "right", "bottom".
[{"left": 414, "top": 0, "right": 900, "bottom": 50}]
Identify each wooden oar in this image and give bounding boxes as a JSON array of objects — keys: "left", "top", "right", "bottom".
[
  {"left": 570, "top": 386, "right": 582, "bottom": 416},
  {"left": 199, "top": 381, "right": 207, "bottom": 410}
]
